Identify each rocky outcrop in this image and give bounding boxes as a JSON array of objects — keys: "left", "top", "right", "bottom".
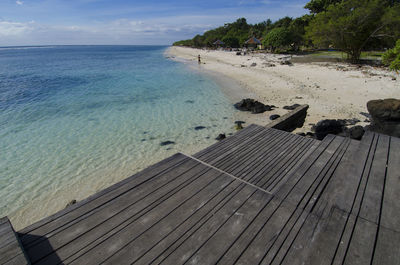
[
  {"left": 283, "top": 104, "right": 301, "bottom": 110},
  {"left": 216, "top": 134, "right": 226, "bottom": 141},
  {"left": 348, "top": 125, "right": 365, "bottom": 140},
  {"left": 269, "top": 114, "right": 280, "bottom": 120},
  {"left": 234, "top": 99, "right": 274, "bottom": 114},
  {"left": 367, "top": 98, "right": 400, "bottom": 137},
  {"left": 313, "top": 119, "right": 345, "bottom": 140}
]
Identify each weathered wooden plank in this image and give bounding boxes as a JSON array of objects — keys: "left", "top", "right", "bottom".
[
  {"left": 66, "top": 166, "right": 228, "bottom": 265},
  {"left": 229, "top": 200, "right": 297, "bottom": 265},
  {"left": 130, "top": 182, "right": 246, "bottom": 265},
  {"left": 19, "top": 153, "right": 189, "bottom": 238},
  {"left": 164, "top": 190, "right": 272, "bottom": 265},
  {"left": 29, "top": 161, "right": 213, "bottom": 264},
  {"left": 23, "top": 157, "right": 200, "bottom": 259},
  {"left": 272, "top": 211, "right": 319, "bottom": 265},
  {"left": 20, "top": 153, "right": 190, "bottom": 247},
  {"left": 372, "top": 226, "right": 400, "bottom": 265},
  {"left": 277, "top": 136, "right": 346, "bottom": 207},
  {"left": 100, "top": 173, "right": 243, "bottom": 265},
  {"left": 359, "top": 134, "right": 390, "bottom": 223},
  {"left": 343, "top": 217, "right": 378, "bottom": 265},
  {"left": 310, "top": 140, "right": 361, "bottom": 218},
  {"left": 258, "top": 207, "right": 308, "bottom": 265},
  {"left": 223, "top": 132, "right": 303, "bottom": 186},
  {"left": 209, "top": 128, "right": 285, "bottom": 168},
  {"left": 231, "top": 134, "right": 305, "bottom": 183},
  {"left": 274, "top": 134, "right": 335, "bottom": 201},
  {"left": 142, "top": 183, "right": 257, "bottom": 265},
  {"left": 0, "top": 218, "right": 29, "bottom": 265},
  {"left": 153, "top": 187, "right": 260, "bottom": 265},
  {"left": 3, "top": 253, "right": 30, "bottom": 265},
  {"left": 194, "top": 124, "right": 266, "bottom": 161},
  {"left": 214, "top": 198, "right": 282, "bottom": 265},
  {"left": 349, "top": 132, "right": 379, "bottom": 217},
  {"left": 260, "top": 138, "right": 318, "bottom": 190},
  {"left": 304, "top": 207, "right": 349, "bottom": 265},
  {"left": 380, "top": 136, "right": 400, "bottom": 231},
  {"left": 299, "top": 138, "right": 351, "bottom": 212}
]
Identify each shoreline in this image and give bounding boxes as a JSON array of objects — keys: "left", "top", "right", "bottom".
[{"left": 166, "top": 46, "right": 400, "bottom": 132}]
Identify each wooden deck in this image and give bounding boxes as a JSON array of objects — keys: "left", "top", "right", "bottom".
[{"left": 1, "top": 125, "right": 399, "bottom": 264}]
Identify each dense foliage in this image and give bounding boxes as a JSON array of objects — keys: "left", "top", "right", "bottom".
[
  {"left": 173, "top": 0, "right": 400, "bottom": 63},
  {"left": 306, "top": 0, "right": 400, "bottom": 61},
  {"left": 382, "top": 39, "right": 400, "bottom": 70}
]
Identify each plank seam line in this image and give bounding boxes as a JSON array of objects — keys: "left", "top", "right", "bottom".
[{"left": 183, "top": 153, "right": 273, "bottom": 196}]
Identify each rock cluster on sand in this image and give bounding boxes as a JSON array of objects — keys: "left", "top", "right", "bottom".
[
  {"left": 367, "top": 98, "right": 400, "bottom": 137},
  {"left": 311, "top": 119, "right": 365, "bottom": 140},
  {"left": 234, "top": 98, "right": 275, "bottom": 114}
]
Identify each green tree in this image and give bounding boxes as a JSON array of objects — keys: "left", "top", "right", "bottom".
[
  {"left": 222, "top": 36, "right": 240, "bottom": 48},
  {"left": 306, "top": 0, "right": 400, "bottom": 61},
  {"left": 382, "top": 39, "right": 400, "bottom": 70},
  {"left": 263, "top": 28, "right": 293, "bottom": 51},
  {"left": 305, "top": 0, "right": 342, "bottom": 13}
]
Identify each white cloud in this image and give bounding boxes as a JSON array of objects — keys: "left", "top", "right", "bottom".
[
  {"left": 0, "top": 21, "right": 33, "bottom": 36},
  {"left": 16, "top": 0, "right": 23, "bottom": 5}
]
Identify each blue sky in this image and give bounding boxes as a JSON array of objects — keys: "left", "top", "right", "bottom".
[{"left": 0, "top": 0, "right": 309, "bottom": 46}]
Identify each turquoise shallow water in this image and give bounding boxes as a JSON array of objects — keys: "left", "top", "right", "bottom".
[{"left": 0, "top": 45, "right": 237, "bottom": 229}]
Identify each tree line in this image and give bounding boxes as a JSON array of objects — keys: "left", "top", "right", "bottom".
[{"left": 173, "top": 0, "right": 400, "bottom": 64}]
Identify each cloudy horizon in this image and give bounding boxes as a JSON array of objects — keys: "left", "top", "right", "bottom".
[{"left": 0, "top": 0, "right": 308, "bottom": 46}]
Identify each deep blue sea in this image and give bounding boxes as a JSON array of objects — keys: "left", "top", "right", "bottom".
[{"left": 0, "top": 45, "right": 237, "bottom": 229}]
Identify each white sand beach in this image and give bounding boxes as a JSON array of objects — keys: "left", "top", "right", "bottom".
[{"left": 167, "top": 46, "right": 400, "bottom": 132}]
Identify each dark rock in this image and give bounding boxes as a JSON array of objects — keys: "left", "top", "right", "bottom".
[
  {"left": 280, "top": 60, "right": 292, "bottom": 65},
  {"left": 339, "top": 118, "right": 360, "bottom": 126},
  {"left": 234, "top": 121, "right": 245, "bottom": 130},
  {"left": 270, "top": 114, "right": 280, "bottom": 120},
  {"left": 360, "top": 112, "right": 371, "bottom": 119},
  {"left": 236, "top": 52, "right": 241, "bottom": 55},
  {"left": 348, "top": 125, "right": 365, "bottom": 140},
  {"left": 235, "top": 121, "right": 245, "bottom": 124},
  {"left": 296, "top": 132, "right": 306, "bottom": 136},
  {"left": 364, "top": 119, "right": 370, "bottom": 123},
  {"left": 223, "top": 117, "right": 228, "bottom": 119},
  {"left": 185, "top": 100, "right": 195, "bottom": 104},
  {"left": 392, "top": 77, "right": 397, "bottom": 81},
  {"left": 306, "top": 132, "right": 315, "bottom": 138},
  {"left": 250, "top": 63, "right": 257, "bottom": 67},
  {"left": 313, "top": 119, "right": 345, "bottom": 140},
  {"left": 283, "top": 104, "right": 301, "bottom": 110},
  {"left": 66, "top": 200, "right": 77, "bottom": 208},
  {"left": 216, "top": 134, "right": 226, "bottom": 141},
  {"left": 143, "top": 131, "right": 148, "bottom": 134},
  {"left": 367, "top": 99, "right": 400, "bottom": 121},
  {"left": 263, "top": 63, "right": 276, "bottom": 67},
  {"left": 141, "top": 139, "right": 146, "bottom": 142},
  {"left": 367, "top": 98, "right": 400, "bottom": 137},
  {"left": 194, "top": 126, "right": 206, "bottom": 131},
  {"left": 160, "top": 141, "right": 175, "bottom": 146},
  {"left": 234, "top": 98, "right": 274, "bottom": 114}
]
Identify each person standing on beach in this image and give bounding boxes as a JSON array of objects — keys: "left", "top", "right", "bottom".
[{"left": 198, "top": 55, "right": 201, "bottom": 64}]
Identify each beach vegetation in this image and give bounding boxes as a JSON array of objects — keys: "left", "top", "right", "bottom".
[
  {"left": 382, "top": 39, "right": 400, "bottom": 70},
  {"left": 305, "top": 0, "right": 400, "bottom": 62},
  {"left": 263, "top": 28, "right": 293, "bottom": 51},
  {"left": 173, "top": 0, "right": 400, "bottom": 67}
]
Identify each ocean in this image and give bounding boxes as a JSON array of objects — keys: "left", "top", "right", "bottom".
[{"left": 0, "top": 45, "right": 238, "bottom": 229}]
